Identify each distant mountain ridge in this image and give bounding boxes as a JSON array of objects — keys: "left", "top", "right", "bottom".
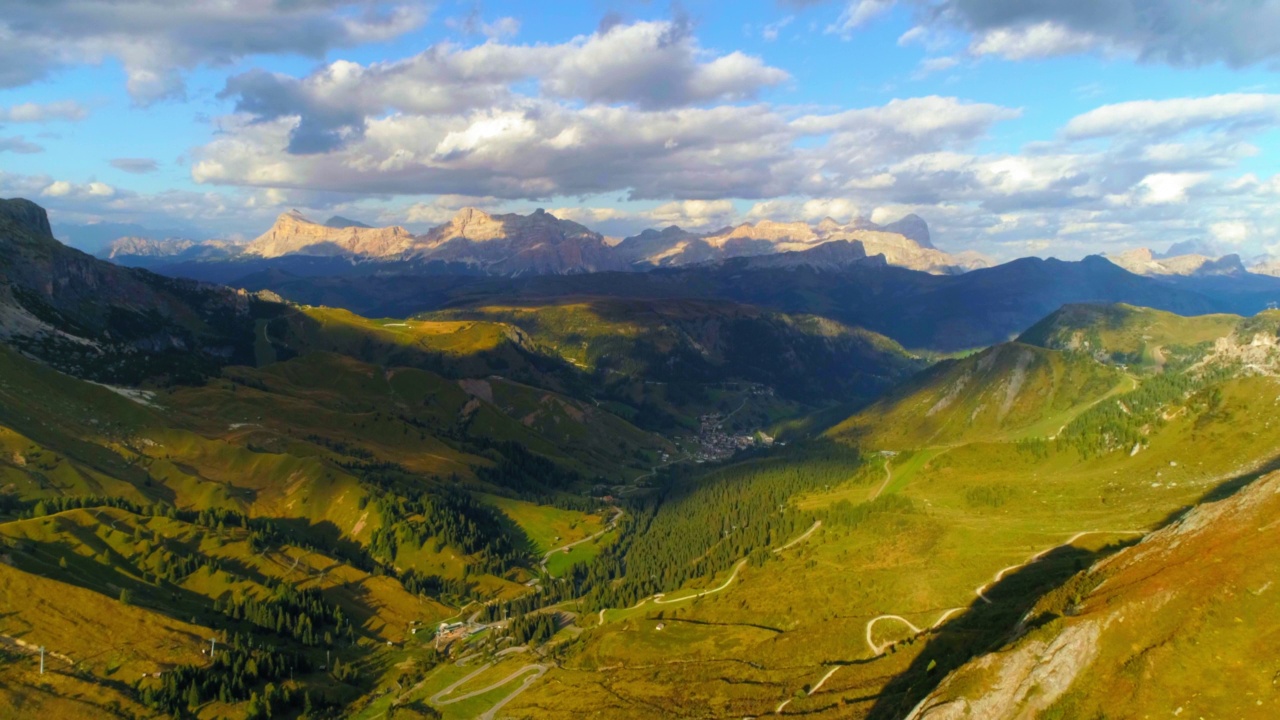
[
  {"left": 98, "top": 236, "right": 246, "bottom": 266},
  {"left": 103, "top": 207, "right": 986, "bottom": 277},
  {"left": 1105, "top": 246, "right": 1248, "bottom": 277}
]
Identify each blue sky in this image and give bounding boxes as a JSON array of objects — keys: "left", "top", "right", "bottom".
[{"left": 3, "top": 0, "right": 1280, "bottom": 259}]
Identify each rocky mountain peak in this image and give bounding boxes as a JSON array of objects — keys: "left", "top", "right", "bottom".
[
  {"left": 816, "top": 217, "right": 844, "bottom": 234},
  {"left": 880, "top": 213, "right": 933, "bottom": 248},
  {"left": 247, "top": 209, "right": 414, "bottom": 259}
]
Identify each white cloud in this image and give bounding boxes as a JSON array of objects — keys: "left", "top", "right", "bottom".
[
  {"left": 913, "top": 56, "right": 961, "bottom": 77},
  {"left": 540, "top": 21, "right": 789, "bottom": 109},
  {"left": 1138, "top": 173, "right": 1208, "bottom": 205},
  {"left": 87, "top": 182, "right": 116, "bottom": 197},
  {"left": 42, "top": 181, "right": 73, "bottom": 197},
  {"left": 828, "top": 0, "right": 896, "bottom": 38},
  {"left": 218, "top": 19, "right": 789, "bottom": 155},
  {"left": 1210, "top": 220, "right": 1252, "bottom": 245},
  {"left": 747, "top": 197, "right": 862, "bottom": 223},
  {"left": 649, "top": 200, "right": 737, "bottom": 229},
  {"left": 970, "top": 22, "right": 1102, "bottom": 61},
  {"left": 1064, "top": 94, "right": 1280, "bottom": 139},
  {"left": 546, "top": 206, "right": 635, "bottom": 225}
]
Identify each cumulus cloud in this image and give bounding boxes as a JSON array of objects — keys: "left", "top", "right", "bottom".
[
  {"left": 218, "top": 19, "right": 789, "bottom": 155},
  {"left": 109, "top": 158, "right": 160, "bottom": 174},
  {"left": 0, "top": 0, "right": 428, "bottom": 103},
  {"left": 1210, "top": 220, "right": 1253, "bottom": 246},
  {"left": 0, "top": 100, "right": 90, "bottom": 123},
  {"left": 545, "top": 206, "right": 636, "bottom": 226},
  {"left": 827, "top": 0, "right": 1280, "bottom": 68},
  {"left": 193, "top": 100, "right": 802, "bottom": 200},
  {"left": 747, "top": 198, "right": 862, "bottom": 223},
  {"left": 649, "top": 199, "right": 738, "bottom": 229}
]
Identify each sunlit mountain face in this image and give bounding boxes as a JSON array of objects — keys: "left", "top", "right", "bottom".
[{"left": 4, "top": 2, "right": 1280, "bottom": 718}]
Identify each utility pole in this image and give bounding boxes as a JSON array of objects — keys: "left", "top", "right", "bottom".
[{"left": 38, "top": 646, "right": 45, "bottom": 675}]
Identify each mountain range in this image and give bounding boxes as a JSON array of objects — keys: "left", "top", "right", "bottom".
[
  {"left": 6, "top": 195, "right": 1280, "bottom": 719},
  {"left": 100, "top": 207, "right": 986, "bottom": 276},
  {"left": 1105, "top": 240, "right": 1280, "bottom": 279}
]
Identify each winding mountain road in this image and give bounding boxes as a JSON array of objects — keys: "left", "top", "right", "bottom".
[{"left": 430, "top": 661, "right": 549, "bottom": 713}]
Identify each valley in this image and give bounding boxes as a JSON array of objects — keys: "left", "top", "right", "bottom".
[{"left": 3, "top": 197, "right": 1280, "bottom": 719}]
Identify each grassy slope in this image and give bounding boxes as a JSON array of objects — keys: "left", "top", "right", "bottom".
[
  {"left": 498, "top": 307, "right": 1280, "bottom": 719},
  {"left": 907, "top": 469, "right": 1280, "bottom": 720},
  {"left": 828, "top": 341, "right": 1127, "bottom": 449},
  {"left": 1018, "top": 303, "right": 1245, "bottom": 370}
]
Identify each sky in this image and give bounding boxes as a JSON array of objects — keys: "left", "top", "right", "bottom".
[{"left": 3, "top": 0, "right": 1280, "bottom": 260}]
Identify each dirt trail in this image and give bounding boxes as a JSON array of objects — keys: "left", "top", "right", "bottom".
[
  {"left": 431, "top": 662, "right": 547, "bottom": 706},
  {"left": 869, "top": 458, "right": 893, "bottom": 500},
  {"left": 540, "top": 508, "right": 624, "bottom": 569},
  {"left": 653, "top": 558, "right": 748, "bottom": 605},
  {"left": 773, "top": 520, "right": 821, "bottom": 554},
  {"left": 863, "top": 529, "right": 1148, "bottom": 656},
  {"left": 603, "top": 521, "right": 822, "bottom": 620},
  {"left": 774, "top": 527, "right": 1156, "bottom": 708}
]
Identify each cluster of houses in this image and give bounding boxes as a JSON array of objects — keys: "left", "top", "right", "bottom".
[{"left": 688, "top": 413, "right": 775, "bottom": 462}]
